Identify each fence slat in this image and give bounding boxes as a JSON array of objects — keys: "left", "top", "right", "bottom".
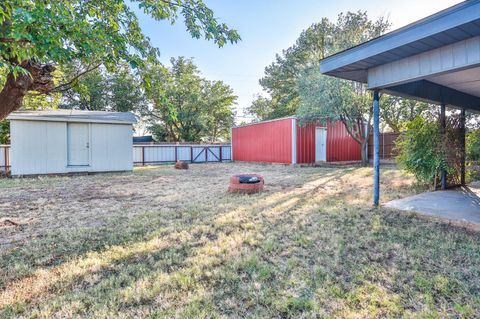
[
  {"left": 0, "top": 145, "right": 11, "bottom": 174},
  {"left": 133, "top": 144, "right": 231, "bottom": 166},
  {"left": 0, "top": 144, "right": 231, "bottom": 172},
  {"left": 368, "top": 132, "right": 401, "bottom": 160}
]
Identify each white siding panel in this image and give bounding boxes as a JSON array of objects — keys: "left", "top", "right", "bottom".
[
  {"left": 368, "top": 36, "right": 480, "bottom": 89},
  {"left": 107, "top": 124, "right": 133, "bottom": 171},
  {"left": 11, "top": 121, "right": 47, "bottom": 175},
  {"left": 46, "top": 122, "right": 67, "bottom": 173},
  {"left": 11, "top": 120, "right": 133, "bottom": 175},
  {"left": 89, "top": 123, "right": 132, "bottom": 172},
  {"left": 466, "top": 37, "right": 480, "bottom": 64},
  {"left": 90, "top": 124, "right": 109, "bottom": 171}
]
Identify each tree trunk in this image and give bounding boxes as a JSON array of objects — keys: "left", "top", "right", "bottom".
[
  {"left": 361, "top": 139, "right": 368, "bottom": 166},
  {"left": 0, "top": 60, "right": 55, "bottom": 120}
]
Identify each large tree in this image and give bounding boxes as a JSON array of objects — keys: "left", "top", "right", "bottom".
[
  {"left": 295, "top": 12, "right": 390, "bottom": 165},
  {"left": 380, "top": 95, "right": 431, "bottom": 133},
  {"left": 0, "top": 0, "right": 240, "bottom": 120},
  {"left": 249, "top": 12, "right": 389, "bottom": 121},
  {"left": 143, "top": 57, "right": 236, "bottom": 142},
  {"left": 60, "top": 64, "right": 146, "bottom": 112},
  {"left": 297, "top": 71, "right": 373, "bottom": 164}
]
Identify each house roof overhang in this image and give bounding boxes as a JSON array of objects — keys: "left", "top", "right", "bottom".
[{"left": 320, "top": 0, "right": 480, "bottom": 111}]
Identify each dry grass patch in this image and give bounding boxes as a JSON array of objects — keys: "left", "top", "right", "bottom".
[{"left": 0, "top": 163, "right": 479, "bottom": 318}]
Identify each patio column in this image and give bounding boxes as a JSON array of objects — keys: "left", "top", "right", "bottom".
[
  {"left": 373, "top": 90, "right": 380, "bottom": 207},
  {"left": 460, "top": 108, "right": 466, "bottom": 185},
  {"left": 440, "top": 104, "right": 447, "bottom": 190}
]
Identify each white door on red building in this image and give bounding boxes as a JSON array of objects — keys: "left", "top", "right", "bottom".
[{"left": 315, "top": 127, "right": 327, "bottom": 162}]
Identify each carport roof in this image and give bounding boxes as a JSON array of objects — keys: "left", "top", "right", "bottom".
[
  {"left": 7, "top": 110, "right": 137, "bottom": 124},
  {"left": 320, "top": 0, "right": 480, "bottom": 111}
]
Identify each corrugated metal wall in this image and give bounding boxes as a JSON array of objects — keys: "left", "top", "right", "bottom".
[
  {"left": 326, "top": 121, "right": 361, "bottom": 162},
  {"left": 296, "top": 122, "right": 316, "bottom": 164},
  {"left": 232, "top": 118, "right": 293, "bottom": 164},
  {"left": 296, "top": 120, "right": 361, "bottom": 163}
]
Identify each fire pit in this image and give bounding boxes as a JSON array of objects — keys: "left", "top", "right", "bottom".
[{"left": 228, "top": 174, "right": 264, "bottom": 194}]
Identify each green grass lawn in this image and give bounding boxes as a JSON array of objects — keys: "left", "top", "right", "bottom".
[{"left": 0, "top": 163, "right": 479, "bottom": 318}]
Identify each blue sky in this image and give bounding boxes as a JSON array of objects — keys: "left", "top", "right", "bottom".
[{"left": 134, "top": 0, "right": 461, "bottom": 122}]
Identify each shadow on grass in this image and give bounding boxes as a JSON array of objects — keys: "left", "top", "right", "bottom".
[
  {"left": 2, "top": 166, "right": 479, "bottom": 318},
  {"left": 0, "top": 169, "right": 348, "bottom": 316}
]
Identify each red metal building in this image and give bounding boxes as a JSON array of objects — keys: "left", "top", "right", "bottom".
[{"left": 231, "top": 117, "right": 361, "bottom": 164}]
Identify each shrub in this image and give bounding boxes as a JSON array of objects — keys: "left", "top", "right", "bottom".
[
  {"left": 395, "top": 117, "right": 448, "bottom": 186},
  {"left": 0, "top": 120, "right": 9, "bottom": 144},
  {"left": 466, "top": 129, "right": 480, "bottom": 181},
  {"left": 466, "top": 129, "right": 480, "bottom": 161}
]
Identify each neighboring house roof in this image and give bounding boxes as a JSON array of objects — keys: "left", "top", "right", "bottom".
[
  {"left": 133, "top": 135, "right": 154, "bottom": 143},
  {"left": 7, "top": 110, "right": 137, "bottom": 124},
  {"left": 320, "top": 0, "right": 480, "bottom": 83}
]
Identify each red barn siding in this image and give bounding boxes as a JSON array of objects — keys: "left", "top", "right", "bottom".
[
  {"left": 296, "top": 120, "right": 361, "bottom": 163},
  {"left": 326, "top": 121, "right": 361, "bottom": 162},
  {"left": 296, "top": 122, "right": 317, "bottom": 164},
  {"left": 232, "top": 118, "right": 293, "bottom": 164}
]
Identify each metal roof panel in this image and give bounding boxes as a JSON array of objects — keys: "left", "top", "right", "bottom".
[{"left": 7, "top": 110, "right": 138, "bottom": 124}]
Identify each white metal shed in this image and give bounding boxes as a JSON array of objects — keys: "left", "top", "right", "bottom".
[{"left": 7, "top": 110, "right": 137, "bottom": 176}]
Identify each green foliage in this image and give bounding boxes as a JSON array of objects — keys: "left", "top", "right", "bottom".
[
  {"left": 0, "top": 0, "right": 240, "bottom": 77},
  {"left": 0, "top": 120, "right": 9, "bottom": 144},
  {"left": 466, "top": 129, "right": 480, "bottom": 161},
  {"left": 296, "top": 67, "right": 372, "bottom": 163},
  {"left": 249, "top": 12, "right": 389, "bottom": 121},
  {"left": 380, "top": 95, "right": 431, "bottom": 133},
  {"left": 60, "top": 64, "right": 145, "bottom": 112},
  {"left": 395, "top": 117, "right": 448, "bottom": 186},
  {"left": 247, "top": 95, "right": 274, "bottom": 121},
  {"left": 149, "top": 123, "right": 169, "bottom": 142},
  {"left": 143, "top": 57, "right": 236, "bottom": 142},
  {"left": 297, "top": 69, "right": 370, "bottom": 129}
]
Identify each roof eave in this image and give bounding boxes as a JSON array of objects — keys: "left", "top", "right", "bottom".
[
  {"left": 7, "top": 116, "right": 137, "bottom": 124},
  {"left": 320, "top": 0, "right": 480, "bottom": 79}
]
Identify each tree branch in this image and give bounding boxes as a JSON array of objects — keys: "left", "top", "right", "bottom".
[
  {"left": 50, "top": 63, "right": 102, "bottom": 93},
  {"left": 0, "top": 38, "right": 30, "bottom": 44}
]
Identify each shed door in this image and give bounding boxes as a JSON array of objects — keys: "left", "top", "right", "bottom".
[
  {"left": 67, "top": 123, "right": 90, "bottom": 166},
  {"left": 315, "top": 128, "right": 327, "bottom": 162}
]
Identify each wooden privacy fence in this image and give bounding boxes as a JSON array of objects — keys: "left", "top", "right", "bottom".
[
  {"left": 0, "top": 145, "right": 10, "bottom": 174},
  {"left": 133, "top": 144, "right": 232, "bottom": 166},
  {"left": 368, "top": 132, "right": 401, "bottom": 160}
]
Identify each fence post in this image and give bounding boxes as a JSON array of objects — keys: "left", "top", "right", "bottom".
[
  {"left": 219, "top": 146, "right": 223, "bottom": 162},
  {"left": 174, "top": 146, "right": 178, "bottom": 162},
  {"left": 142, "top": 146, "right": 145, "bottom": 166},
  {"left": 205, "top": 147, "right": 208, "bottom": 163},
  {"left": 373, "top": 90, "right": 380, "bottom": 207},
  {"left": 190, "top": 146, "right": 193, "bottom": 163},
  {"left": 382, "top": 132, "right": 385, "bottom": 160}
]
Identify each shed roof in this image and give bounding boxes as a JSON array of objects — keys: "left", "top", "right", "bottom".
[
  {"left": 320, "top": 0, "right": 480, "bottom": 83},
  {"left": 7, "top": 110, "right": 137, "bottom": 124}
]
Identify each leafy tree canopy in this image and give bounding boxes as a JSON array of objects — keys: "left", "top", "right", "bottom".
[
  {"left": 60, "top": 64, "right": 146, "bottom": 112},
  {"left": 143, "top": 57, "right": 236, "bottom": 143},
  {"left": 380, "top": 96, "right": 431, "bottom": 133},
  {"left": 248, "top": 12, "right": 389, "bottom": 121},
  {"left": 0, "top": 0, "right": 240, "bottom": 119}
]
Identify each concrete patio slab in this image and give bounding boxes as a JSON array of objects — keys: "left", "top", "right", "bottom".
[{"left": 384, "top": 186, "right": 480, "bottom": 225}]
